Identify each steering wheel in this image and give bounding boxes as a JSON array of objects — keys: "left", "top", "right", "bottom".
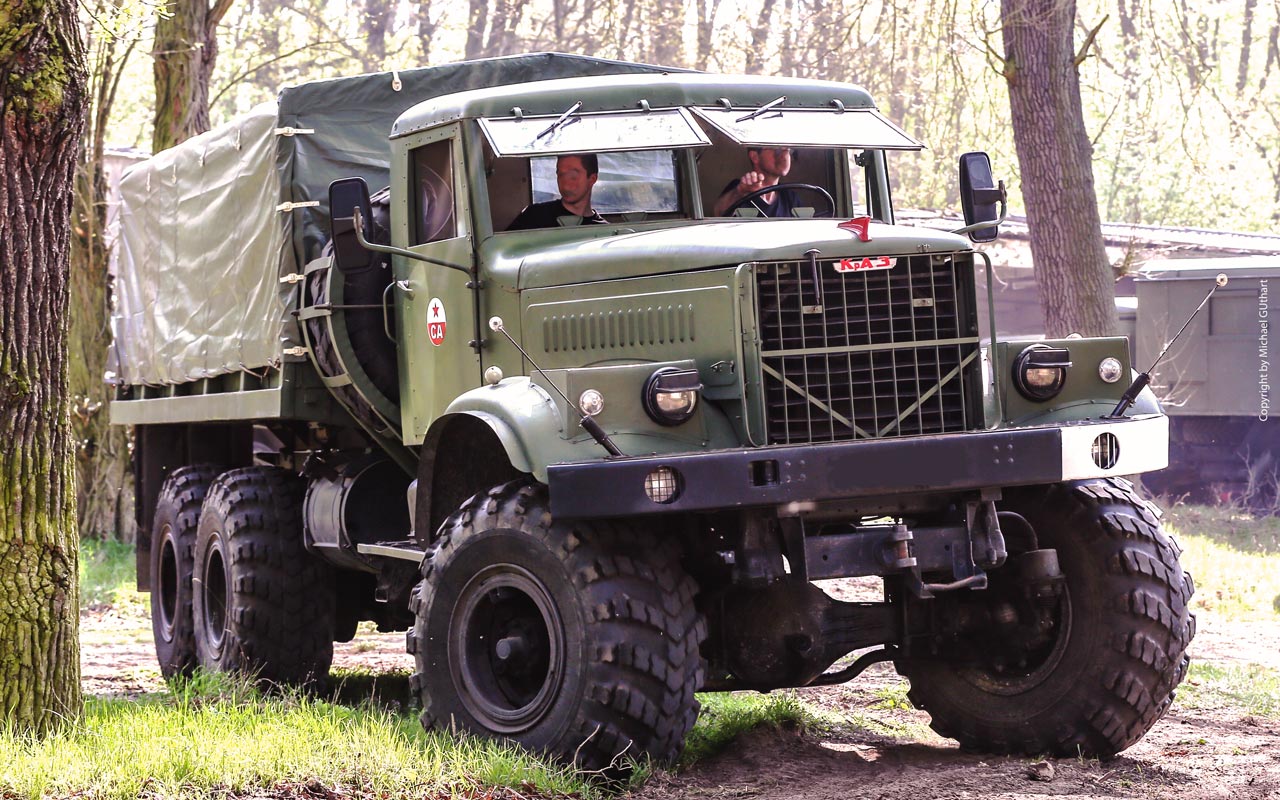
[{"left": 726, "top": 182, "right": 836, "bottom": 218}]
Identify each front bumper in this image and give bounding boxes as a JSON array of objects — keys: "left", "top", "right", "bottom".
[{"left": 547, "top": 414, "right": 1168, "bottom": 519}]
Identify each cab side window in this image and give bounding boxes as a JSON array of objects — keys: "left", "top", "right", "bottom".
[{"left": 411, "top": 140, "right": 457, "bottom": 244}]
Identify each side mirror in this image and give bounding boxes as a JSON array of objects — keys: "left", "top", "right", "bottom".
[
  {"left": 958, "top": 152, "right": 1004, "bottom": 243},
  {"left": 328, "top": 177, "right": 374, "bottom": 273}
]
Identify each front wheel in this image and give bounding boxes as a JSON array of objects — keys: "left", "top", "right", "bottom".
[
  {"left": 897, "top": 477, "right": 1195, "bottom": 757},
  {"left": 407, "top": 480, "right": 707, "bottom": 772}
]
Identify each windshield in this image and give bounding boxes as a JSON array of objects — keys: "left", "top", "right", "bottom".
[
  {"left": 691, "top": 106, "right": 922, "bottom": 151},
  {"left": 479, "top": 100, "right": 911, "bottom": 230},
  {"left": 479, "top": 108, "right": 710, "bottom": 157}
]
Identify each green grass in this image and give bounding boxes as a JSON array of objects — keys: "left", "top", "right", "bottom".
[
  {"left": 78, "top": 539, "right": 146, "bottom": 615},
  {"left": 52, "top": 500, "right": 1271, "bottom": 799},
  {"left": 0, "top": 672, "right": 602, "bottom": 800},
  {"left": 870, "top": 681, "right": 912, "bottom": 711},
  {"left": 1163, "top": 504, "right": 1280, "bottom": 621},
  {"left": 682, "top": 692, "right": 816, "bottom": 765},
  {"left": 0, "top": 670, "right": 849, "bottom": 797},
  {"left": 1163, "top": 503, "right": 1280, "bottom": 555},
  {"left": 1176, "top": 662, "right": 1280, "bottom": 718}
]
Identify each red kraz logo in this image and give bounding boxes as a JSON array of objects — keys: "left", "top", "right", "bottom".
[{"left": 834, "top": 256, "right": 897, "bottom": 273}]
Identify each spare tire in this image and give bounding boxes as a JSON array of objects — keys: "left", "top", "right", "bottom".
[
  {"left": 305, "top": 186, "right": 400, "bottom": 433},
  {"left": 336, "top": 186, "right": 399, "bottom": 404}
]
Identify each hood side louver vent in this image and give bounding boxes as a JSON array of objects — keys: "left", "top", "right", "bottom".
[{"left": 541, "top": 304, "right": 696, "bottom": 352}]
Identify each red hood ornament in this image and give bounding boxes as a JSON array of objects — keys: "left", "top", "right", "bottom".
[{"left": 837, "top": 215, "right": 873, "bottom": 242}]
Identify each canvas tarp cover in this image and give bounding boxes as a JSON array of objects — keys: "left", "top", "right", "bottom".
[
  {"left": 115, "top": 103, "right": 285, "bottom": 385},
  {"left": 113, "top": 53, "right": 677, "bottom": 386}
]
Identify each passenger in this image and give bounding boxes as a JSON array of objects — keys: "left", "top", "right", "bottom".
[
  {"left": 713, "top": 146, "right": 797, "bottom": 217},
  {"left": 507, "top": 153, "right": 607, "bottom": 230}
]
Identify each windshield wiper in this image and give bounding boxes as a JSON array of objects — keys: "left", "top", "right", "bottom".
[
  {"left": 736, "top": 95, "right": 786, "bottom": 123},
  {"left": 536, "top": 101, "right": 583, "bottom": 139}
]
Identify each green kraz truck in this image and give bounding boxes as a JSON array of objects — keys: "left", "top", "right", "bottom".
[{"left": 113, "top": 53, "right": 1194, "bottom": 771}]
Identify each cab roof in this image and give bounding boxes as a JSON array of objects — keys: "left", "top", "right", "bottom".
[{"left": 390, "top": 73, "right": 879, "bottom": 139}]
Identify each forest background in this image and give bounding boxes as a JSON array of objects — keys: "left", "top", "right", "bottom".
[{"left": 91, "top": 0, "right": 1280, "bottom": 231}]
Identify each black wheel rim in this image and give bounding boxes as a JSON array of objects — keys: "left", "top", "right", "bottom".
[
  {"left": 449, "top": 564, "right": 565, "bottom": 734},
  {"left": 157, "top": 526, "right": 179, "bottom": 639},
  {"left": 202, "top": 541, "right": 228, "bottom": 656}
]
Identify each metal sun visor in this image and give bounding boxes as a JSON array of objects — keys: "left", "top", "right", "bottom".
[
  {"left": 478, "top": 107, "right": 711, "bottom": 156},
  {"left": 691, "top": 106, "right": 925, "bottom": 150}
]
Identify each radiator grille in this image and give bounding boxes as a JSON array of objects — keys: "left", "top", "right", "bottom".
[{"left": 754, "top": 253, "right": 980, "bottom": 444}]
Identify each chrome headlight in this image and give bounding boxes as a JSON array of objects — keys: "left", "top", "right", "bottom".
[
  {"left": 1098, "top": 357, "right": 1124, "bottom": 384},
  {"left": 578, "top": 388, "right": 605, "bottom": 416},
  {"left": 1012, "top": 344, "right": 1071, "bottom": 402},
  {"left": 643, "top": 368, "right": 702, "bottom": 426}
]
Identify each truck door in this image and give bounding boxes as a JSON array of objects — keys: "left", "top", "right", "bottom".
[{"left": 393, "top": 127, "right": 477, "bottom": 444}]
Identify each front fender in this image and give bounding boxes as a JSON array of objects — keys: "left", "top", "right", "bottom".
[
  {"left": 1012, "top": 369, "right": 1164, "bottom": 427},
  {"left": 440, "top": 373, "right": 742, "bottom": 483},
  {"left": 440, "top": 378, "right": 572, "bottom": 482}
]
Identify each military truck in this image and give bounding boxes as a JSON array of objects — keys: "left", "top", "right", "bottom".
[
  {"left": 1117, "top": 257, "right": 1277, "bottom": 505},
  {"left": 113, "top": 53, "right": 1194, "bottom": 770}
]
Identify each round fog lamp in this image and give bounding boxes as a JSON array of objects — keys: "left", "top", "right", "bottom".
[
  {"left": 643, "top": 467, "right": 681, "bottom": 504},
  {"left": 1098, "top": 357, "right": 1123, "bottom": 384},
  {"left": 578, "top": 388, "right": 604, "bottom": 416}
]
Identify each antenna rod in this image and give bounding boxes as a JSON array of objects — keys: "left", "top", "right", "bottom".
[
  {"left": 488, "top": 316, "right": 624, "bottom": 457},
  {"left": 1110, "top": 273, "right": 1228, "bottom": 418}
]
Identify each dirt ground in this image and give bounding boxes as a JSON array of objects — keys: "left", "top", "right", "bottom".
[{"left": 80, "top": 582, "right": 1280, "bottom": 800}]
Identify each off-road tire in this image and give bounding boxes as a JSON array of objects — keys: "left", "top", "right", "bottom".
[
  {"left": 897, "top": 477, "right": 1195, "bottom": 757},
  {"left": 407, "top": 479, "right": 707, "bottom": 772},
  {"left": 193, "top": 466, "right": 336, "bottom": 685},
  {"left": 150, "top": 464, "right": 223, "bottom": 679}
]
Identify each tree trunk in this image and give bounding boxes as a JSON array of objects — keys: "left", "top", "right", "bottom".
[
  {"left": 1001, "top": 0, "right": 1117, "bottom": 337},
  {"left": 0, "top": 0, "right": 88, "bottom": 735},
  {"left": 651, "top": 0, "right": 684, "bottom": 66},
  {"left": 69, "top": 184, "right": 133, "bottom": 542},
  {"left": 152, "top": 0, "right": 236, "bottom": 152},
  {"left": 71, "top": 14, "right": 137, "bottom": 542},
  {"left": 415, "top": 0, "right": 441, "bottom": 63},
  {"left": 744, "top": 0, "right": 778, "bottom": 74},
  {"left": 695, "top": 0, "right": 721, "bottom": 70},
  {"left": 362, "top": 0, "right": 392, "bottom": 71},
  {"left": 1265, "top": 19, "right": 1279, "bottom": 92},
  {"left": 1239, "top": 0, "right": 1258, "bottom": 95},
  {"left": 466, "top": 0, "right": 490, "bottom": 59}
]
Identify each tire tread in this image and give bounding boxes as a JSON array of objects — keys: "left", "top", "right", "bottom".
[
  {"left": 901, "top": 477, "right": 1194, "bottom": 758},
  {"left": 410, "top": 478, "right": 706, "bottom": 771}
]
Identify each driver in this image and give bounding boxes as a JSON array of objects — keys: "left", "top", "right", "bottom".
[
  {"left": 507, "top": 153, "right": 607, "bottom": 230},
  {"left": 713, "top": 146, "right": 797, "bottom": 217}
]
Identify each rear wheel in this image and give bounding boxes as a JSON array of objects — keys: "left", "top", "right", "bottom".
[
  {"left": 407, "top": 479, "right": 706, "bottom": 773},
  {"left": 193, "top": 466, "right": 336, "bottom": 685},
  {"left": 897, "top": 477, "right": 1195, "bottom": 757},
  {"left": 150, "top": 464, "right": 223, "bottom": 679}
]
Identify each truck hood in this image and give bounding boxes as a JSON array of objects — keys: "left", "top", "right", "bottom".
[{"left": 491, "top": 220, "right": 975, "bottom": 290}]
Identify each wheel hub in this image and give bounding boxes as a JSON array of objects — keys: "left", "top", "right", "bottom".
[
  {"left": 157, "top": 527, "right": 179, "bottom": 637},
  {"left": 450, "top": 565, "right": 565, "bottom": 734},
  {"left": 202, "top": 544, "right": 228, "bottom": 654}
]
